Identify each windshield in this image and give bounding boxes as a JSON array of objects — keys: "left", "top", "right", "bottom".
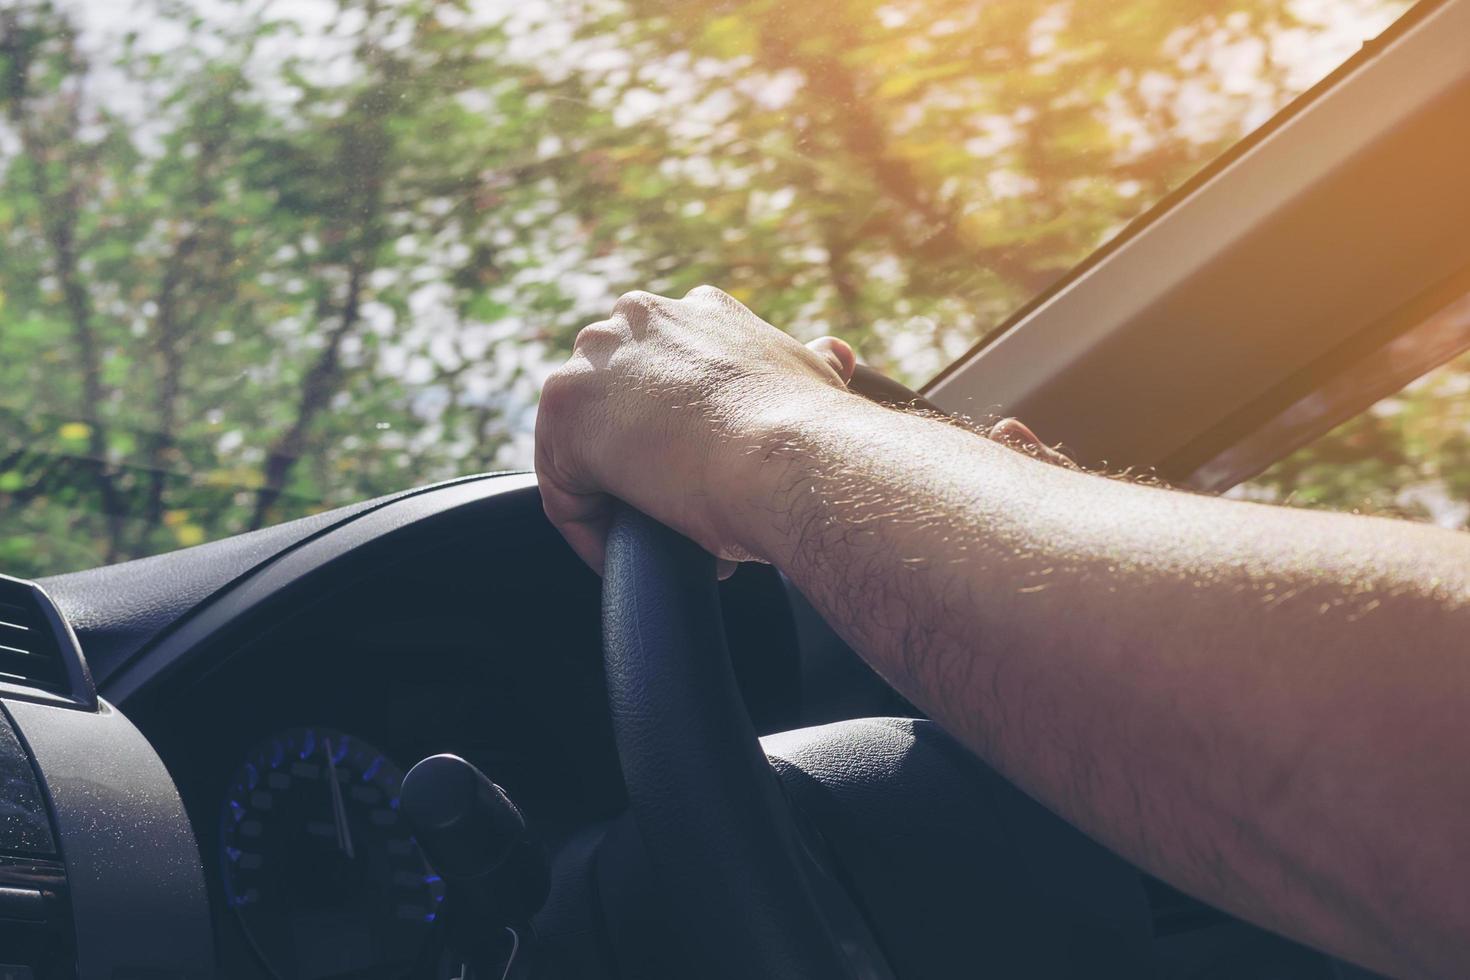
[{"left": 0, "top": 0, "right": 1412, "bottom": 576}]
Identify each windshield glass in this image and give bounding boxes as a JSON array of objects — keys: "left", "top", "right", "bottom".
[{"left": 0, "top": 0, "right": 1412, "bottom": 576}]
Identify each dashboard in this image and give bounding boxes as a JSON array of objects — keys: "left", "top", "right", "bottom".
[
  {"left": 0, "top": 474, "right": 847, "bottom": 978},
  {"left": 102, "top": 474, "right": 819, "bottom": 979}
]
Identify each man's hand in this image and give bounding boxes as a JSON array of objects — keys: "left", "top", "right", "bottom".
[
  {"left": 535, "top": 284, "right": 1060, "bottom": 573},
  {"left": 535, "top": 285, "right": 857, "bottom": 573}
]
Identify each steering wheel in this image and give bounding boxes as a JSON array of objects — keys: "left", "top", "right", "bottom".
[
  {"left": 602, "top": 508, "right": 895, "bottom": 979},
  {"left": 599, "top": 369, "right": 939, "bottom": 977}
]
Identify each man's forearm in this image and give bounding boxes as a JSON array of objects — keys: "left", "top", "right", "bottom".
[
  {"left": 730, "top": 386, "right": 1470, "bottom": 978},
  {"left": 534, "top": 285, "right": 1470, "bottom": 975}
]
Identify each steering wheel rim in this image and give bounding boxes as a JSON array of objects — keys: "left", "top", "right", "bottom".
[{"left": 601, "top": 507, "right": 882, "bottom": 979}]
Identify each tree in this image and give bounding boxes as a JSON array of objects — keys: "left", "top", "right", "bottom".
[
  {"left": 1243, "top": 347, "right": 1470, "bottom": 528},
  {"left": 0, "top": 0, "right": 1414, "bottom": 577}
]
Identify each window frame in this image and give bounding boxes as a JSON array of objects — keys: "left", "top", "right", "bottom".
[{"left": 924, "top": 0, "right": 1470, "bottom": 487}]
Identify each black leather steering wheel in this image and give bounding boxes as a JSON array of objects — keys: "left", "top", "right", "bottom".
[
  {"left": 602, "top": 508, "right": 893, "bottom": 979},
  {"left": 599, "top": 369, "right": 940, "bottom": 977}
]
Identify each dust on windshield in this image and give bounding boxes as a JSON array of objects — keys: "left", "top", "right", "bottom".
[{"left": 0, "top": 0, "right": 1411, "bottom": 576}]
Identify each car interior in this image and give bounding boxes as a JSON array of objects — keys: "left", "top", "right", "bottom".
[{"left": 1, "top": 0, "right": 1469, "bottom": 977}]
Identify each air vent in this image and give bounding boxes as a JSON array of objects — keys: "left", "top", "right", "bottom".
[{"left": 0, "top": 574, "right": 92, "bottom": 707}]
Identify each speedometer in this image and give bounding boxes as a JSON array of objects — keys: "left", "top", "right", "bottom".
[{"left": 220, "top": 727, "right": 447, "bottom": 979}]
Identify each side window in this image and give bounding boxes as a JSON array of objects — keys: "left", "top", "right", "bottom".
[{"left": 1234, "top": 349, "right": 1470, "bottom": 527}]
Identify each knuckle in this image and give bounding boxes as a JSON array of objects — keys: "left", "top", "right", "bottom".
[
  {"left": 613, "top": 290, "right": 663, "bottom": 318},
  {"left": 538, "top": 372, "right": 569, "bottom": 413},
  {"left": 539, "top": 366, "right": 583, "bottom": 415},
  {"left": 686, "top": 284, "right": 732, "bottom": 305},
  {"left": 573, "top": 319, "right": 618, "bottom": 350}
]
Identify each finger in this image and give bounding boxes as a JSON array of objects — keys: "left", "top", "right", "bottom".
[
  {"left": 537, "top": 477, "right": 613, "bottom": 575},
  {"left": 716, "top": 558, "right": 740, "bottom": 581},
  {"left": 612, "top": 290, "right": 672, "bottom": 334},
  {"left": 1043, "top": 444, "right": 1081, "bottom": 469},
  {"left": 989, "top": 417, "right": 1075, "bottom": 468},
  {"left": 989, "top": 417, "right": 1041, "bottom": 450},
  {"left": 573, "top": 318, "right": 625, "bottom": 352},
  {"left": 806, "top": 335, "right": 857, "bottom": 384}
]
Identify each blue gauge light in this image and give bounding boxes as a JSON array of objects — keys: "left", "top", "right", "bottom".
[{"left": 219, "top": 726, "right": 446, "bottom": 979}]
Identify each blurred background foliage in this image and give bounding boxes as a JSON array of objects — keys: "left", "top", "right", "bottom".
[
  {"left": 0, "top": 0, "right": 1430, "bottom": 576},
  {"left": 1242, "top": 347, "right": 1470, "bottom": 526}
]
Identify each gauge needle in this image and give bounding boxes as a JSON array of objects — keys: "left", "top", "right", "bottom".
[{"left": 323, "top": 737, "right": 356, "bottom": 860}]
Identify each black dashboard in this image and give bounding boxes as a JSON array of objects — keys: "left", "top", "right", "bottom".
[{"left": 11, "top": 472, "right": 850, "bottom": 979}]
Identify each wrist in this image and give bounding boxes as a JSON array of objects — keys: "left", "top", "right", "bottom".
[{"left": 707, "top": 381, "right": 868, "bottom": 563}]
